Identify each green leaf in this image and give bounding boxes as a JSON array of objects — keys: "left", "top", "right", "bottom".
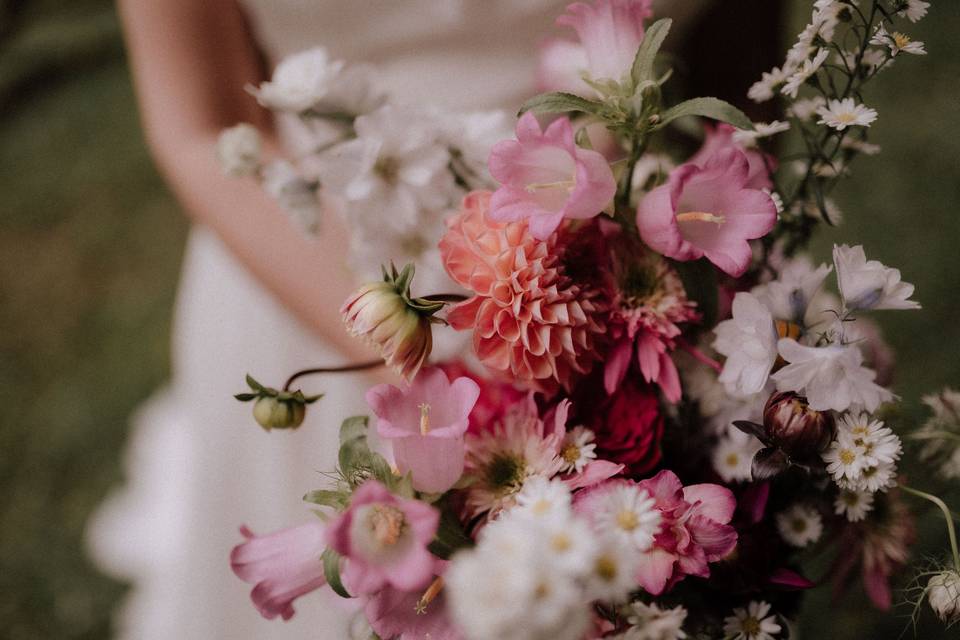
[
  {"left": 518, "top": 92, "right": 603, "bottom": 117},
  {"left": 630, "top": 18, "right": 672, "bottom": 88},
  {"left": 303, "top": 489, "right": 351, "bottom": 510},
  {"left": 245, "top": 374, "right": 264, "bottom": 392},
  {"left": 338, "top": 416, "right": 394, "bottom": 488},
  {"left": 233, "top": 393, "right": 258, "bottom": 402},
  {"left": 321, "top": 548, "right": 351, "bottom": 598},
  {"left": 672, "top": 258, "right": 719, "bottom": 328},
  {"left": 655, "top": 97, "right": 754, "bottom": 131},
  {"left": 426, "top": 496, "right": 474, "bottom": 560}
]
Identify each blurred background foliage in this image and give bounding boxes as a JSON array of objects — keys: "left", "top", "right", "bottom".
[{"left": 0, "top": 1, "right": 956, "bottom": 638}]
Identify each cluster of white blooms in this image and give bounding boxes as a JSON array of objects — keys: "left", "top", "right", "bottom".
[
  {"left": 216, "top": 123, "right": 262, "bottom": 177},
  {"left": 915, "top": 388, "right": 960, "bottom": 478},
  {"left": 447, "top": 478, "right": 647, "bottom": 640},
  {"left": 722, "top": 601, "right": 782, "bottom": 640},
  {"left": 776, "top": 503, "right": 824, "bottom": 548},
  {"left": 821, "top": 412, "right": 902, "bottom": 515},
  {"left": 713, "top": 247, "right": 917, "bottom": 415},
  {"left": 606, "top": 601, "right": 688, "bottom": 640}
]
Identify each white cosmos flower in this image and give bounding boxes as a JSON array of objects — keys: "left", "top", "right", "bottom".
[
  {"left": 732, "top": 121, "right": 790, "bottom": 146},
  {"left": 787, "top": 96, "right": 826, "bottom": 120},
  {"left": 723, "top": 601, "right": 782, "bottom": 640},
  {"left": 834, "top": 488, "right": 875, "bottom": 522},
  {"left": 776, "top": 504, "right": 823, "bottom": 548},
  {"left": 624, "top": 601, "right": 689, "bottom": 640},
  {"left": 899, "top": 0, "right": 931, "bottom": 23},
  {"left": 772, "top": 339, "right": 893, "bottom": 412},
  {"left": 782, "top": 48, "right": 829, "bottom": 98},
  {"left": 816, "top": 98, "right": 878, "bottom": 130},
  {"left": 713, "top": 432, "right": 763, "bottom": 483},
  {"left": 714, "top": 293, "right": 779, "bottom": 396},
  {"left": 216, "top": 123, "right": 261, "bottom": 177},
  {"left": 558, "top": 426, "right": 598, "bottom": 474},
  {"left": 594, "top": 484, "right": 662, "bottom": 552},
  {"left": 870, "top": 23, "right": 927, "bottom": 56},
  {"left": 833, "top": 244, "right": 920, "bottom": 311}
]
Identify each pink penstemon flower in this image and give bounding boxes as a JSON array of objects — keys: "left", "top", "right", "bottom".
[
  {"left": 488, "top": 112, "right": 616, "bottom": 240},
  {"left": 326, "top": 480, "right": 440, "bottom": 596},
  {"left": 366, "top": 367, "right": 480, "bottom": 494},
  {"left": 636, "top": 148, "right": 777, "bottom": 277},
  {"left": 230, "top": 521, "right": 327, "bottom": 621}
]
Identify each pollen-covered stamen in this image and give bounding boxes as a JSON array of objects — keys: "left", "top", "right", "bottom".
[
  {"left": 369, "top": 504, "right": 405, "bottom": 547},
  {"left": 415, "top": 576, "right": 444, "bottom": 615},
  {"left": 676, "top": 210, "right": 726, "bottom": 225},
  {"left": 560, "top": 443, "right": 581, "bottom": 465},
  {"left": 419, "top": 402, "right": 431, "bottom": 435},
  {"left": 892, "top": 32, "right": 912, "bottom": 49},
  {"left": 524, "top": 178, "right": 576, "bottom": 193}
]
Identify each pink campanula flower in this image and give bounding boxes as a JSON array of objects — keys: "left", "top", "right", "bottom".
[
  {"left": 437, "top": 361, "right": 526, "bottom": 435},
  {"left": 488, "top": 112, "right": 616, "bottom": 240},
  {"left": 230, "top": 521, "right": 327, "bottom": 621},
  {"left": 327, "top": 480, "right": 440, "bottom": 596},
  {"left": 636, "top": 148, "right": 777, "bottom": 277},
  {"left": 688, "top": 123, "right": 776, "bottom": 191},
  {"left": 364, "top": 583, "right": 462, "bottom": 640},
  {"left": 538, "top": 0, "right": 654, "bottom": 93},
  {"left": 367, "top": 367, "right": 480, "bottom": 493}
]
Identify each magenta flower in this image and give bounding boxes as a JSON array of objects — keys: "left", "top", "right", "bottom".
[
  {"left": 230, "top": 521, "right": 327, "bottom": 621},
  {"left": 488, "top": 113, "right": 616, "bottom": 240},
  {"left": 367, "top": 367, "right": 480, "bottom": 494},
  {"left": 636, "top": 148, "right": 777, "bottom": 277},
  {"left": 327, "top": 480, "right": 440, "bottom": 595},
  {"left": 688, "top": 123, "right": 775, "bottom": 190},
  {"left": 634, "top": 470, "right": 737, "bottom": 595},
  {"left": 556, "top": 0, "right": 653, "bottom": 84}
]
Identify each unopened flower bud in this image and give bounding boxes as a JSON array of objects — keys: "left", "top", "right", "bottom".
[
  {"left": 341, "top": 264, "right": 443, "bottom": 381},
  {"left": 217, "top": 123, "right": 261, "bottom": 177},
  {"left": 928, "top": 570, "right": 960, "bottom": 623},
  {"left": 235, "top": 374, "right": 321, "bottom": 431},
  {"left": 762, "top": 391, "right": 835, "bottom": 459}
]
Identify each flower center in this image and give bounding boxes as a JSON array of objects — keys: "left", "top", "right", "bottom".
[
  {"left": 676, "top": 210, "right": 726, "bottom": 225},
  {"left": 368, "top": 504, "right": 405, "bottom": 547},
  {"left": 892, "top": 32, "right": 912, "bottom": 49},
  {"left": 742, "top": 616, "right": 762, "bottom": 635},
  {"left": 561, "top": 443, "right": 581, "bottom": 464},
  {"left": 791, "top": 517, "right": 808, "bottom": 533},
  {"left": 617, "top": 509, "right": 640, "bottom": 531},
  {"left": 524, "top": 178, "right": 576, "bottom": 193},
  {"left": 595, "top": 555, "right": 618, "bottom": 582},
  {"left": 485, "top": 454, "right": 525, "bottom": 494},
  {"left": 725, "top": 453, "right": 740, "bottom": 467},
  {"left": 419, "top": 403, "right": 431, "bottom": 435},
  {"left": 374, "top": 156, "right": 401, "bottom": 184},
  {"left": 839, "top": 449, "right": 857, "bottom": 465},
  {"left": 551, "top": 532, "right": 572, "bottom": 552}
]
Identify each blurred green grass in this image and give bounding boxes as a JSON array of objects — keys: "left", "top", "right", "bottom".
[{"left": 0, "top": 1, "right": 957, "bottom": 638}]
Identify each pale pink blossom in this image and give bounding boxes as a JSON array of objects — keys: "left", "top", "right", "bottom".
[
  {"left": 364, "top": 584, "right": 462, "bottom": 640},
  {"left": 553, "top": 0, "right": 653, "bottom": 84},
  {"left": 327, "top": 480, "right": 439, "bottom": 595},
  {"left": 367, "top": 368, "right": 480, "bottom": 493},
  {"left": 537, "top": 38, "right": 590, "bottom": 94},
  {"left": 230, "top": 521, "right": 327, "bottom": 621},
  {"left": 636, "top": 148, "right": 777, "bottom": 277},
  {"left": 687, "top": 123, "right": 775, "bottom": 191},
  {"left": 488, "top": 113, "right": 615, "bottom": 240}
]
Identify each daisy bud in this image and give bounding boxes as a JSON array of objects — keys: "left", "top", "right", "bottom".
[
  {"left": 762, "top": 391, "right": 835, "bottom": 459},
  {"left": 927, "top": 570, "right": 960, "bottom": 624},
  {"left": 341, "top": 264, "right": 444, "bottom": 381},
  {"left": 234, "top": 374, "right": 322, "bottom": 431}
]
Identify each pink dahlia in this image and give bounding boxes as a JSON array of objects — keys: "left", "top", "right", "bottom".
[
  {"left": 488, "top": 112, "right": 616, "bottom": 240},
  {"left": 440, "top": 191, "right": 609, "bottom": 392},
  {"left": 636, "top": 148, "right": 777, "bottom": 278},
  {"left": 230, "top": 521, "right": 327, "bottom": 621},
  {"left": 605, "top": 254, "right": 699, "bottom": 403},
  {"left": 688, "top": 123, "right": 776, "bottom": 191}
]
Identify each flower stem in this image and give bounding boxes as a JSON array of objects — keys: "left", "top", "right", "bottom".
[
  {"left": 678, "top": 338, "right": 723, "bottom": 373},
  {"left": 283, "top": 359, "right": 385, "bottom": 391},
  {"left": 899, "top": 483, "right": 960, "bottom": 573},
  {"left": 420, "top": 293, "right": 469, "bottom": 303}
]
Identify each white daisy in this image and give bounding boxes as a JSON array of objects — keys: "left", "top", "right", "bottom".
[
  {"left": 625, "top": 601, "right": 688, "bottom": 640},
  {"left": 840, "top": 137, "right": 881, "bottom": 155},
  {"left": 558, "top": 426, "right": 598, "bottom": 474},
  {"left": 787, "top": 96, "right": 826, "bottom": 120},
  {"left": 898, "top": 0, "right": 930, "bottom": 24},
  {"left": 732, "top": 121, "right": 790, "bottom": 146},
  {"left": 782, "top": 48, "right": 829, "bottom": 98},
  {"left": 839, "top": 412, "right": 902, "bottom": 467},
  {"left": 748, "top": 67, "right": 789, "bottom": 103},
  {"left": 723, "top": 601, "right": 782, "bottom": 640},
  {"left": 840, "top": 460, "right": 898, "bottom": 493},
  {"left": 713, "top": 434, "right": 762, "bottom": 483},
  {"left": 833, "top": 244, "right": 920, "bottom": 310},
  {"left": 594, "top": 484, "right": 662, "bottom": 552},
  {"left": 583, "top": 535, "right": 641, "bottom": 603},
  {"left": 776, "top": 504, "right": 824, "bottom": 548},
  {"left": 870, "top": 23, "right": 927, "bottom": 56},
  {"left": 834, "top": 488, "right": 875, "bottom": 522},
  {"left": 515, "top": 476, "right": 573, "bottom": 522},
  {"left": 823, "top": 432, "right": 870, "bottom": 482},
  {"left": 816, "top": 98, "right": 878, "bottom": 130},
  {"left": 713, "top": 293, "right": 779, "bottom": 396}
]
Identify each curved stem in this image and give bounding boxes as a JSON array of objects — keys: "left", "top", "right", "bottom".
[
  {"left": 283, "top": 359, "right": 385, "bottom": 391},
  {"left": 420, "top": 293, "right": 469, "bottom": 303},
  {"left": 900, "top": 483, "right": 960, "bottom": 573}
]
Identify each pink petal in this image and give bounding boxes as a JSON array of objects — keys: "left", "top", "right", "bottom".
[
  {"left": 635, "top": 548, "right": 676, "bottom": 595},
  {"left": 683, "top": 483, "right": 737, "bottom": 524},
  {"left": 604, "top": 338, "right": 632, "bottom": 394},
  {"left": 686, "top": 515, "right": 738, "bottom": 561},
  {"left": 769, "top": 568, "right": 815, "bottom": 589},
  {"left": 563, "top": 460, "right": 624, "bottom": 490}
]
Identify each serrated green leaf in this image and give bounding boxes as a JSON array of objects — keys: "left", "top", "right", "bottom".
[
  {"left": 303, "top": 489, "right": 351, "bottom": 510},
  {"left": 233, "top": 393, "right": 258, "bottom": 402},
  {"left": 631, "top": 18, "right": 672, "bottom": 88},
  {"left": 321, "top": 548, "right": 351, "bottom": 598},
  {"left": 655, "top": 97, "right": 754, "bottom": 131},
  {"left": 672, "top": 258, "right": 718, "bottom": 328},
  {"left": 518, "top": 92, "right": 604, "bottom": 117}
]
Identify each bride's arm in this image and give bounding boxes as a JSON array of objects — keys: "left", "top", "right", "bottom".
[{"left": 117, "top": 0, "right": 381, "bottom": 363}]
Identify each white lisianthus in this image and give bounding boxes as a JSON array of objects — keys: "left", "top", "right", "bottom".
[
  {"left": 776, "top": 504, "right": 823, "bottom": 548},
  {"left": 713, "top": 293, "right": 779, "bottom": 396},
  {"left": 816, "top": 98, "right": 878, "bottom": 130},
  {"left": 261, "top": 160, "right": 320, "bottom": 233},
  {"left": 217, "top": 123, "right": 261, "bottom": 177},
  {"left": 752, "top": 257, "right": 833, "bottom": 325},
  {"left": 772, "top": 340, "right": 893, "bottom": 412},
  {"left": 927, "top": 570, "right": 960, "bottom": 623},
  {"left": 832, "top": 244, "right": 920, "bottom": 310}
]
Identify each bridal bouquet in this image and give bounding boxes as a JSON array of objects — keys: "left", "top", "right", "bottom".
[{"left": 222, "top": 1, "right": 959, "bottom": 638}]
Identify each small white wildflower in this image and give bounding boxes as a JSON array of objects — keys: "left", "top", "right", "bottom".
[
  {"left": 625, "top": 601, "right": 688, "bottom": 640},
  {"left": 764, "top": 189, "right": 784, "bottom": 215},
  {"left": 713, "top": 433, "right": 763, "bottom": 483},
  {"left": 748, "top": 67, "right": 789, "bottom": 103},
  {"left": 927, "top": 570, "right": 960, "bottom": 623},
  {"left": 261, "top": 160, "right": 321, "bottom": 233},
  {"left": 515, "top": 476, "right": 573, "bottom": 522},
  {"left": 782, "top": 48, "right": 829, "bottom": 98},
  {"left": 840, "top": 412, "right": 902, "bottom": 467},
  {"left": 917, "top": 389, "right": 960, "bottom": 478},
  {"left": 833, "top": 244, "right": 920, "bottom": 310},
  {"left": 839, "top": 459, "right": 898, "bottom": 493},
  {"left": 558, "top": 426, "right": 598, "bottom": 474},
  {"left": 823, "top": 432, "right": 870, "bottom": 482},
  {"left": 732, "top": 121, "right": 790, "bottom": 146},
  {"left": 841, "top": 137, "right": 881, "bottom": 155},
  {"left": 723, "top": 600, "right": 782, "bottom": 640},
  {"left": 776, "top": 504, "right": 824, "bottom": 548},
  {"left": 595, "top": 484, "right": 662, "bottom": 552},
  {"left": 787, "top": 96, "right": 826, "bottom": 120},
  {"left": 870, "top": 23, "right": 927, "bottom": 56},
  {"left": 898, "top": 0, "right": 931, "bottom": 23},
  {"left": 816, "top": 98, "right": 878, "bottom": 131},
  {"left": 216, "top": 123, "right": 261, "bottom": 177},
  {"left": 583, "top": 535, "right": 640, "bottom": 603},
  {"left": 833, "top": 488, "right": 875, "bottom": 522}
]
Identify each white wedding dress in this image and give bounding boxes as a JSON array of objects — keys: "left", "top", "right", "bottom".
[{"left": 86, "top": 2, "right": 565, "bottom": 639}]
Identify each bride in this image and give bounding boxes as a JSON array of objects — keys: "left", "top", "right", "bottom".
[{"left": 87, "top": 1, "right": 723, "bottom": 638}]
